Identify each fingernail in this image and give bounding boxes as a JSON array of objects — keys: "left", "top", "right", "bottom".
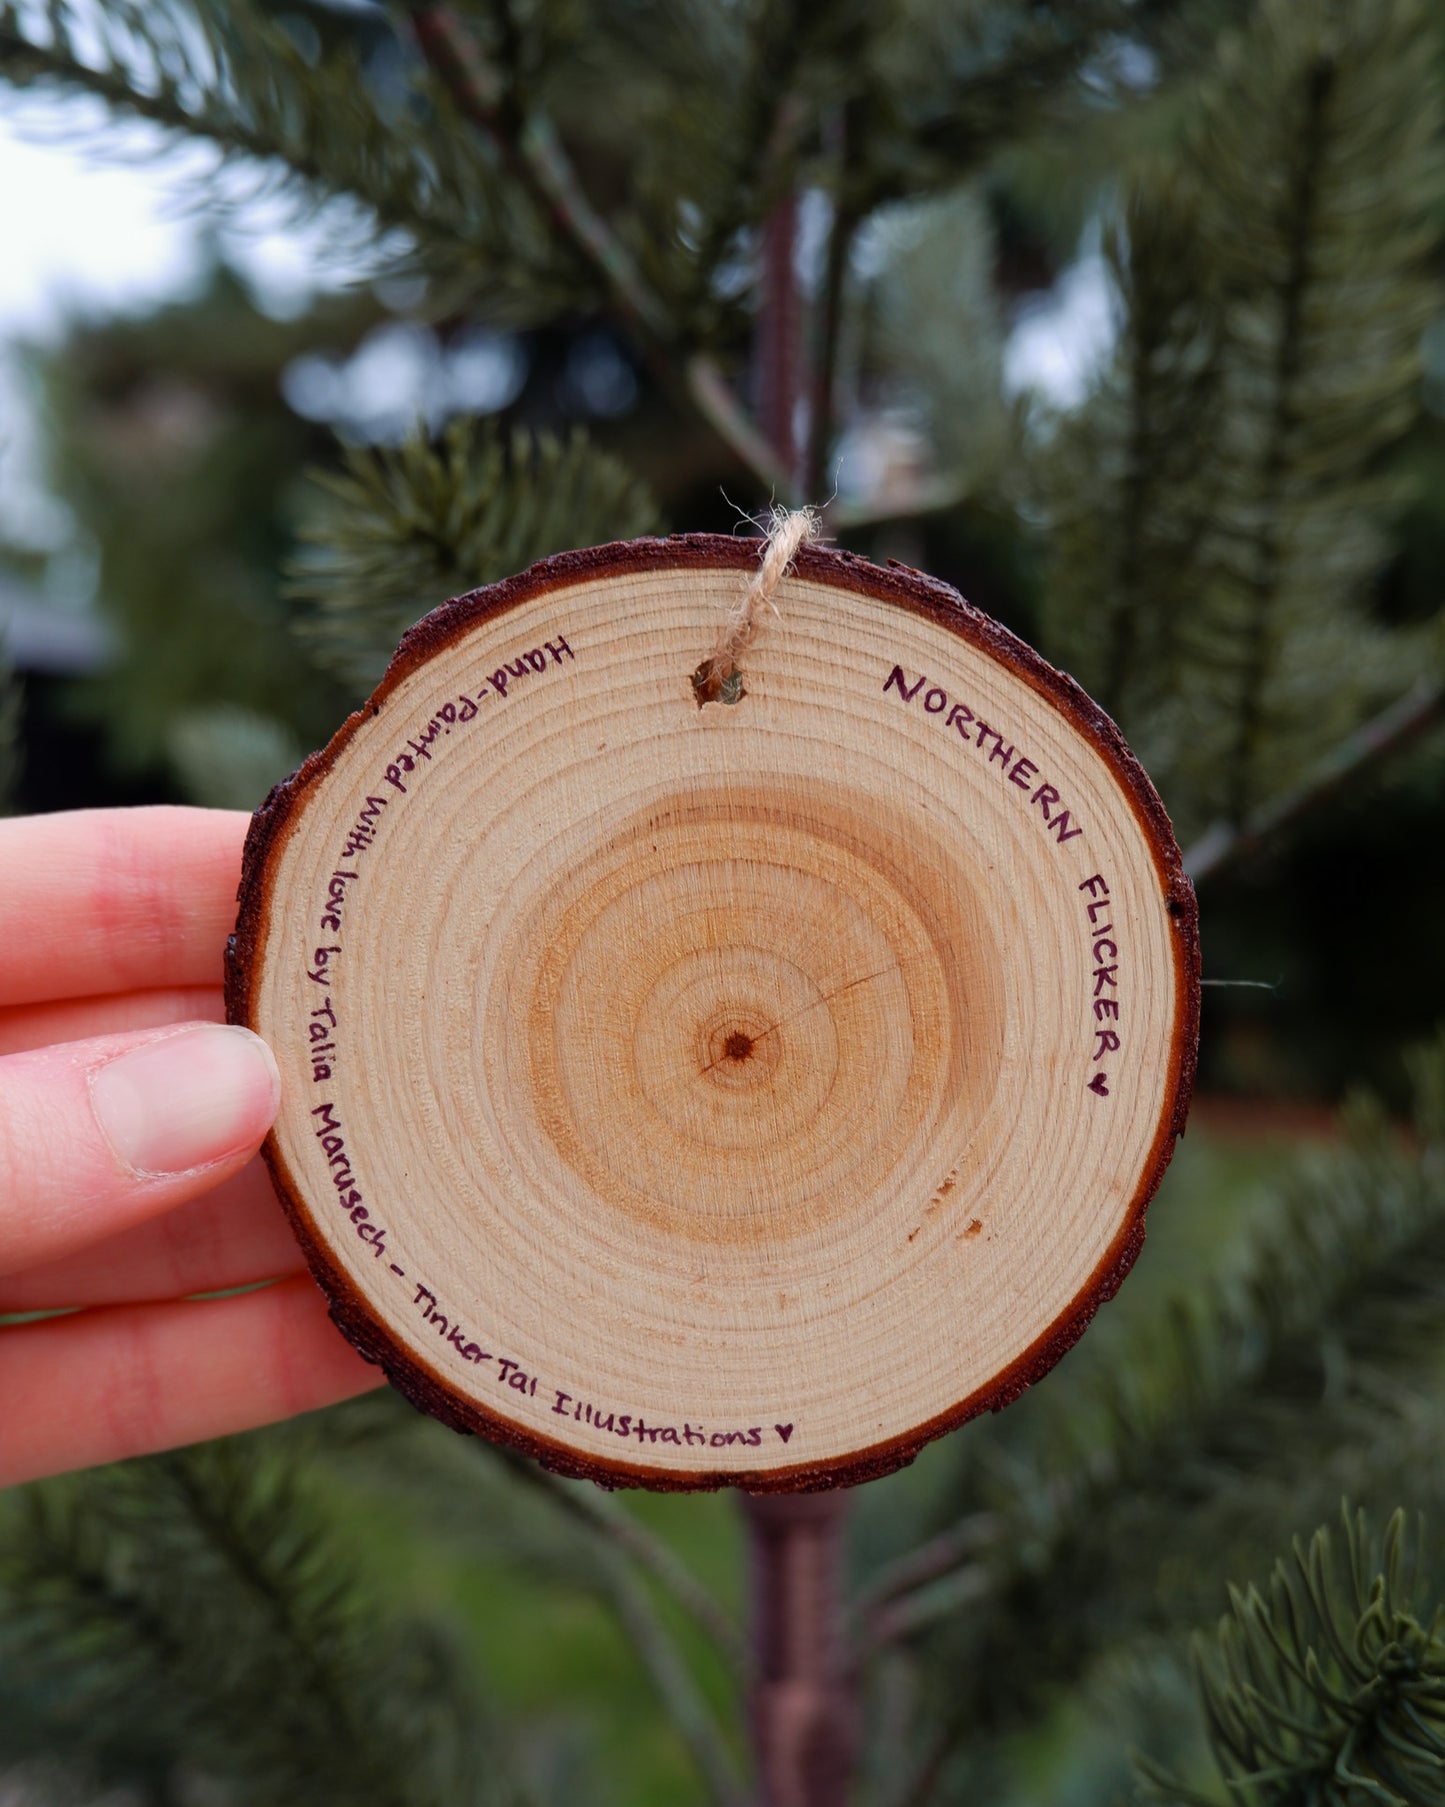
[{"left": 91, "top": 1025, "right": 281, "bottom": 1177}]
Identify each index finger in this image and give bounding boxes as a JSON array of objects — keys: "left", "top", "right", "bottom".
[{"left": 0, "top": 808, "right": 249, "bottom": 1007}]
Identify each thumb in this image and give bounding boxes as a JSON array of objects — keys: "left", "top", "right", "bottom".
[{"left": 0, "top": 1023, "right": 280, "bottom": 1279}]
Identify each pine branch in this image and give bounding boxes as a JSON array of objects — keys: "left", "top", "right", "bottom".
[
  {"left": 0, "top": 1439, "right": 510, "bottom": 1805},
  {"left": 403, "top": 0, "right": 791, "bottom": 496},
  {"left": 1183, "top": 673, "right": 1445, "bottom": 885},
  {"left": 682, "top": 0, "right": 817, "bottom": 320},
  {"left": 1136, "top": 1506, "right": 1445, "bottom": 1806},
  {"left": 861, "top": 1037, "right": 1445, "bottom": 1784},
  {"left": 310, "top": 1413, "right": 745, "bottom": 1807},
  {"left": 159, "top": 1453, "right": 366, "bottom": 1762},
  {"left": 1039, "top": 0, "right": 1443, "bottom": 841},
  {"left": 1101, "top": 190, "right": 1218, "bottom": 720},
  {"left": 488, "top": 1448, "right": 746, "bottom": 1673},
  {"left": 850, "top": 1515, "right": 1002, "bottom": 1636},
  {"left": 858, "top": 185, "right": 1010, "bottom": 495},
  {"left": 0, "top": 0, "right": 579, "bottom": 319},
  {"left": 406, "top": 1, "right": 669, "bottom": 339},
  {"left": 1177, "top": 0, "right": 1442, "bottom": 826},
  {"left": 287, "top": 417, "right": 662, "bottom": 692},
  {"left": 857, "top": 0, "right": 1202, "bottom": 211},
  {"left": 1038, "top": 170, "right": 1222, "bottom": 734},
  {"left": 1217, "top": 42, "right": 1333, "bottom": 826},
  {"left": 808, "top": 99, "right": 865, "bottom": 497},
  {"left": 593, "top": 1552, "right": 747, "bottom": 1807}
]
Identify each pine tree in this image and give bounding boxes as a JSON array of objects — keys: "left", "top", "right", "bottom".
[{"left": 2, "top": 0, "right": 1445, "bottom": 1802}]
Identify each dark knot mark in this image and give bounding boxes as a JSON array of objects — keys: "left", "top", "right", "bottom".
[
  {"left": 723, "top": 1030, "right": 755, "bottom": 1062},
  {"left": 691, "top": 661, "right": 746, "bottom": 707}
]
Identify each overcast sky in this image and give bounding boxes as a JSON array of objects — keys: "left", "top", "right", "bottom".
[
  {"left": 0, "top": 102, "right": 384, "bottom": 332},
  {"left": 0, "top": 100, "right": 388, "bottom": 551}
]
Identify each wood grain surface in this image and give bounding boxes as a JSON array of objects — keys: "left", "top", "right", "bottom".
[{"left": 227, "top": 536, "right": 1199, "bottom": 1490}]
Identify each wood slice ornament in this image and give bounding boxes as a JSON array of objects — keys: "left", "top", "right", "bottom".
[{"left": 227, "top": 530, "right": 1199, "bottom": 1491}]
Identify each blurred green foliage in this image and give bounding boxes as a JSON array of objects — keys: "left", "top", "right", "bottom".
[
  {"left": 288, "top": 417, "right": 662, "bottom": 690},
  {"left": 1137, "top": 1506, "right": 1445, "bottom": 1805}
]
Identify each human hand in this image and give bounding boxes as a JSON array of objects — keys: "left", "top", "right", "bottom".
[{"left": 0, "top": 807, "right": 381, "bottom": 1488}]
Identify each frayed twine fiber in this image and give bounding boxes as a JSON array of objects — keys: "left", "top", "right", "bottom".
[{"left": 692, "top": 507, "right": 820, "bottom": 705}]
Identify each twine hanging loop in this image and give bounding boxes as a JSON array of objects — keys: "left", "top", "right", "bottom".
[{"left": 692, "top": 507, "right": 819, "bottom": 705}]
